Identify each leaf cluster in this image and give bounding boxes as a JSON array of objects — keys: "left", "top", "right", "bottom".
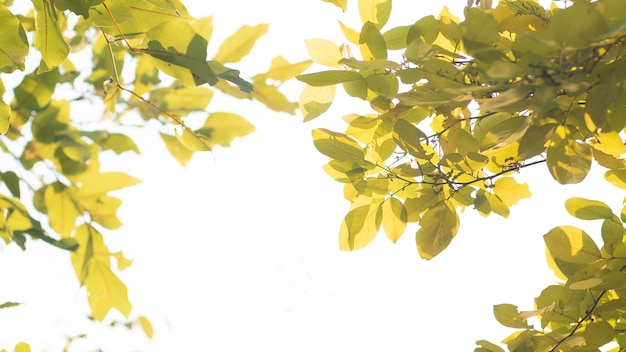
[{"left": 298, "top": 0, "right": 626, "bottom": 260}]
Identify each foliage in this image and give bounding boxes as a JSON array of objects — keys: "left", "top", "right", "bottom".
[
  {"left": 298, "top": 0, "right": 626, "bottom": 350},
  {"left": 0, "top": 0, "right": 310, "bottom": 341}
]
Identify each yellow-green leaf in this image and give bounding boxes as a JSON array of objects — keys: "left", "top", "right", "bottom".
[
  {"left": 214, "top": 24, "right": 269, "bottom": 64},
  {"left": 415, "top": 201, "right": 459, "bottom": 260},
  {"left": 359, "top": 21, "right": 387, "bottom": 60},
  {"left": 0, "top": 5, "right": 28, "bottom": 73},
  {"left": 299, "top": 84, "right": 335, "bottom": 122},
  {"left": 304, "top": 39, "right": 343, "bottom": 67},
  {"left": 176, "top": 127, "right": 212, "bottom": 151},
  {"left": 339, "top": 202, "right": 382, "bottom": 250},
  {"left": 0, "top": 80, "right": 10, "bottom": 134},
  {"left": 546, "top": 126, "right": 592, "bottom": 184},
  {"left": 605, "top": 169, "right": 626, "bottom": 190},
  {"left": 32, "top": 0, "right": 69, "bottom": 73},
  {"left": 565, "top": 197, "right": 614, "bottom": 220},
  {"left": 312, "top": 128, "right": 365, "bottom": 163},
  {"left": 584, "top": 320, "right": 614, "bottom": 348},
  {"left": 493, "top": 304, "right": 531, "bottom": 329},
  {"left": 544, "top": 226, "right": 602, "bottom": 264},
  {"left": 382, "top": 197, "right": 407, "bottom": 243},
  {"left": 297, "top": 70, "right": 363, "bottom": 86},
  {"left": 569, "top": 277, "right": 603, "bottom": 290},
  {"left": 251, "top": 81, "right": 297, "bottom": 114},
  {"left": 85, "top": 260, "right": 132, "bottom": 321}
]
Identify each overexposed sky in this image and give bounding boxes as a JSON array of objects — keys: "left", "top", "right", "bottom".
[{"left": 2, "top": 1, "right": 623, "bottom": 351}]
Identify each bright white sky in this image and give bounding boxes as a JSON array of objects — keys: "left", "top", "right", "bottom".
[{"left": 1, "top": 0, "right": 623, "bottom": 351}]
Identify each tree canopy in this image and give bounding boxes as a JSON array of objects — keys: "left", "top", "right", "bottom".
[{"left": 1, "top": 0, "right": 626, "bottom": 351}]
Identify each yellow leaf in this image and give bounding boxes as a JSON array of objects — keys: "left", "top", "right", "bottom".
[
  {"left": 85, "top": 260, "right": 132, "bottom": 321},
  {"left": 214, "top": 24, "right": 269, "bottom": 64},
  {"left": 113, "top": 252, "right": 133, "bottom": 271},
  {"left": 44, "top": 183, "right": 80, "bottom": 238},
  {"left": 191, "top": 16, "right": 213, "bottom": 43},
  {"left": 339, "top": 200, "right": 382, "bottom": 250},
  {"left": 493, "top": 177, "right": 532, "bottom": 207},
  {"left": 382, "top": 198, "right": 407, "bottom": 243},
  {"left": 358, "top": 0, "right": 391, "bottom": 28},
  {"left": 199, "top": 112, "right": 255, "bottom": 148},
  {"left": 299, "top": 85, "right": 336, "bottom": 122},
  {"left": 252, "top": 81, "right": 298, "bottom": 114},
  {"left": 258, "top": 56, "right": 312, "bottom": 82},
  {"left": 139, "top": 315, "right": 154, "bottom": 339},
  {"left": 160, "top": 132, "right": 193, "bottom": 166},
  {"left": 75, "top": 172, "right": 141, "bottom": 197},
  {"left": 338, "top": 21, "right": 360, "bottom": 44},
  {"left": 322, "top": 0, "right": 347, "bottom": 11},
  {"left": 415, "top": 201, "right": 459, "bottom": 260},
  {"left": 305, "top": 39, "right": 343, "bottom": 68},
  {"left": 14, "top": 342, "right": 30, "bottom": 352}
]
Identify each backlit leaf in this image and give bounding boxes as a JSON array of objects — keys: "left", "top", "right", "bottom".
[
  {"left": 32, "top": 0, "right": 69, "bottom": 73},
  {"left": 139, "top": 315, "right": 154, "bottom": 339},
  {"left": 605, "top": 169, "right": 626, "bottom": 190},
  {"left": 339, "top": 202, "right": 382, "bottom": 250},
  {"left": 305, "top": 39, "right": 343, "bottom": 67},
  {"left": 44, "top": 183, "right": 80, "bottom": 238},
  {"left": 197, "top": 112, "right": 255, "bottom": 148},
  {"left": 258, "top": 56, "right": 312, "bottom": 82},
  {"left": 493, "top": 304, "right": 531, "bottom": 329},
  {"left": 322, "top": 0, "right": 347, "bottom": 11},
  {"left": 565, "top": 197, "right": 614, "bottom": 220},
  {"left": 299, "top": 84, "right": 335, "bottom": 122},
  {"left": 544, "top": 226, "right": 602, "bottom": 264},
  {"left": 297, "top": 70, "right": 363, "bottom": 86},
  {"left": 0, "top": 80, "right": 10, "bottom": 134},
  {"left": 214, "top": 24, "right": 269, "bottom": 64},
  {"left": 382, "top": 197, "right": 407, "bottom": 243},
  {"left": 569, "top": 278, "right": 603, "bottom": 291},
  {"left": 0, "top": 5, "right": 29, "bottom": 73},
  {"left": 415, "top": 201, "right": 459, "bottom": 260},
  {"left": 160, "top": 132, "right": 193, "bottom": 166},
  {"left": 85, "top": 260, "right": 132, "bottom": 320},
  {"left": 75, "top": 172, "right": 140, "bottom": 197},
  {"left": 176, "top": 127, "right": 212, "bottom": 151},
  {"left": 359, "top": 21, "right": 387, "bottom": 60},
  {"left": 546, "top": 126, "right": 592, "bottom": 184},
  {"left": 358, "top": 0, "right": 391, "bottom": 29},
  {"left": 312, "top": 128, "right": 365, "bottom": 163},
  {"left": 493, "top": 177, "right": 531, "bottom": 207}
]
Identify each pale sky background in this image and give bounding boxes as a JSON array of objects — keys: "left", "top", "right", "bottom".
[{"left": 1, "top": 0, "right": 623, "bottom": 351}]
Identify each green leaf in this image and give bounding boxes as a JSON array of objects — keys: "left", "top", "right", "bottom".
[
  {"left": 474, "top": 340, "right": 505, "bottom": 352},
  {"left": 568, "top": 278, "right": 603, "bottom": 291},
  {"left": 605, "top": 169, "right": 626, "bottom": 190},
  {"left": 312, "top": 128, "right": 366, "bottom": 164},
  {"left": 32, "top": 0, "right": 69, "bottom": 73},
  {"left": 196, "top": 112, "right": 255, "bottom": 148},
  {"left": 359, "top": 21, "right": 387, "bottom": 60},
  {"left": 382, "top": 197, "right": 407, "bottom": 243},
  {"left": 565, "top": 197, "right": 614, "bottom": 220},
  {"left": 0, "top": 5, "right": 29, "bottom": 73},
  {"left": 383, "top": 25, "right": 410, "bottom": 50},
  {"left": 214, "top": 24, "right": 269, "bottom": 64},
  {"left": 544, "top": 226, "right": 602, "bottom": 264},
  {"left": 584, "top": 320, "right": 614, "bottom": 348},
  {"left": 297, "top": 70, "right": 363, "bottom": 86},
  {"left": 493, "top": 304, "right": 531, "bottom": 329},
  {"left": 149, "top": 86, "right": 214, "bottom": 116},
  {"left": 415, "top": 201, "right": 459, "bottom": 260},
  {"left": 0, "top": 301, "right": 21, "bottom": 309},
  {"left": 340, "top": 58, "right": 401, "bottom": 70}
]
